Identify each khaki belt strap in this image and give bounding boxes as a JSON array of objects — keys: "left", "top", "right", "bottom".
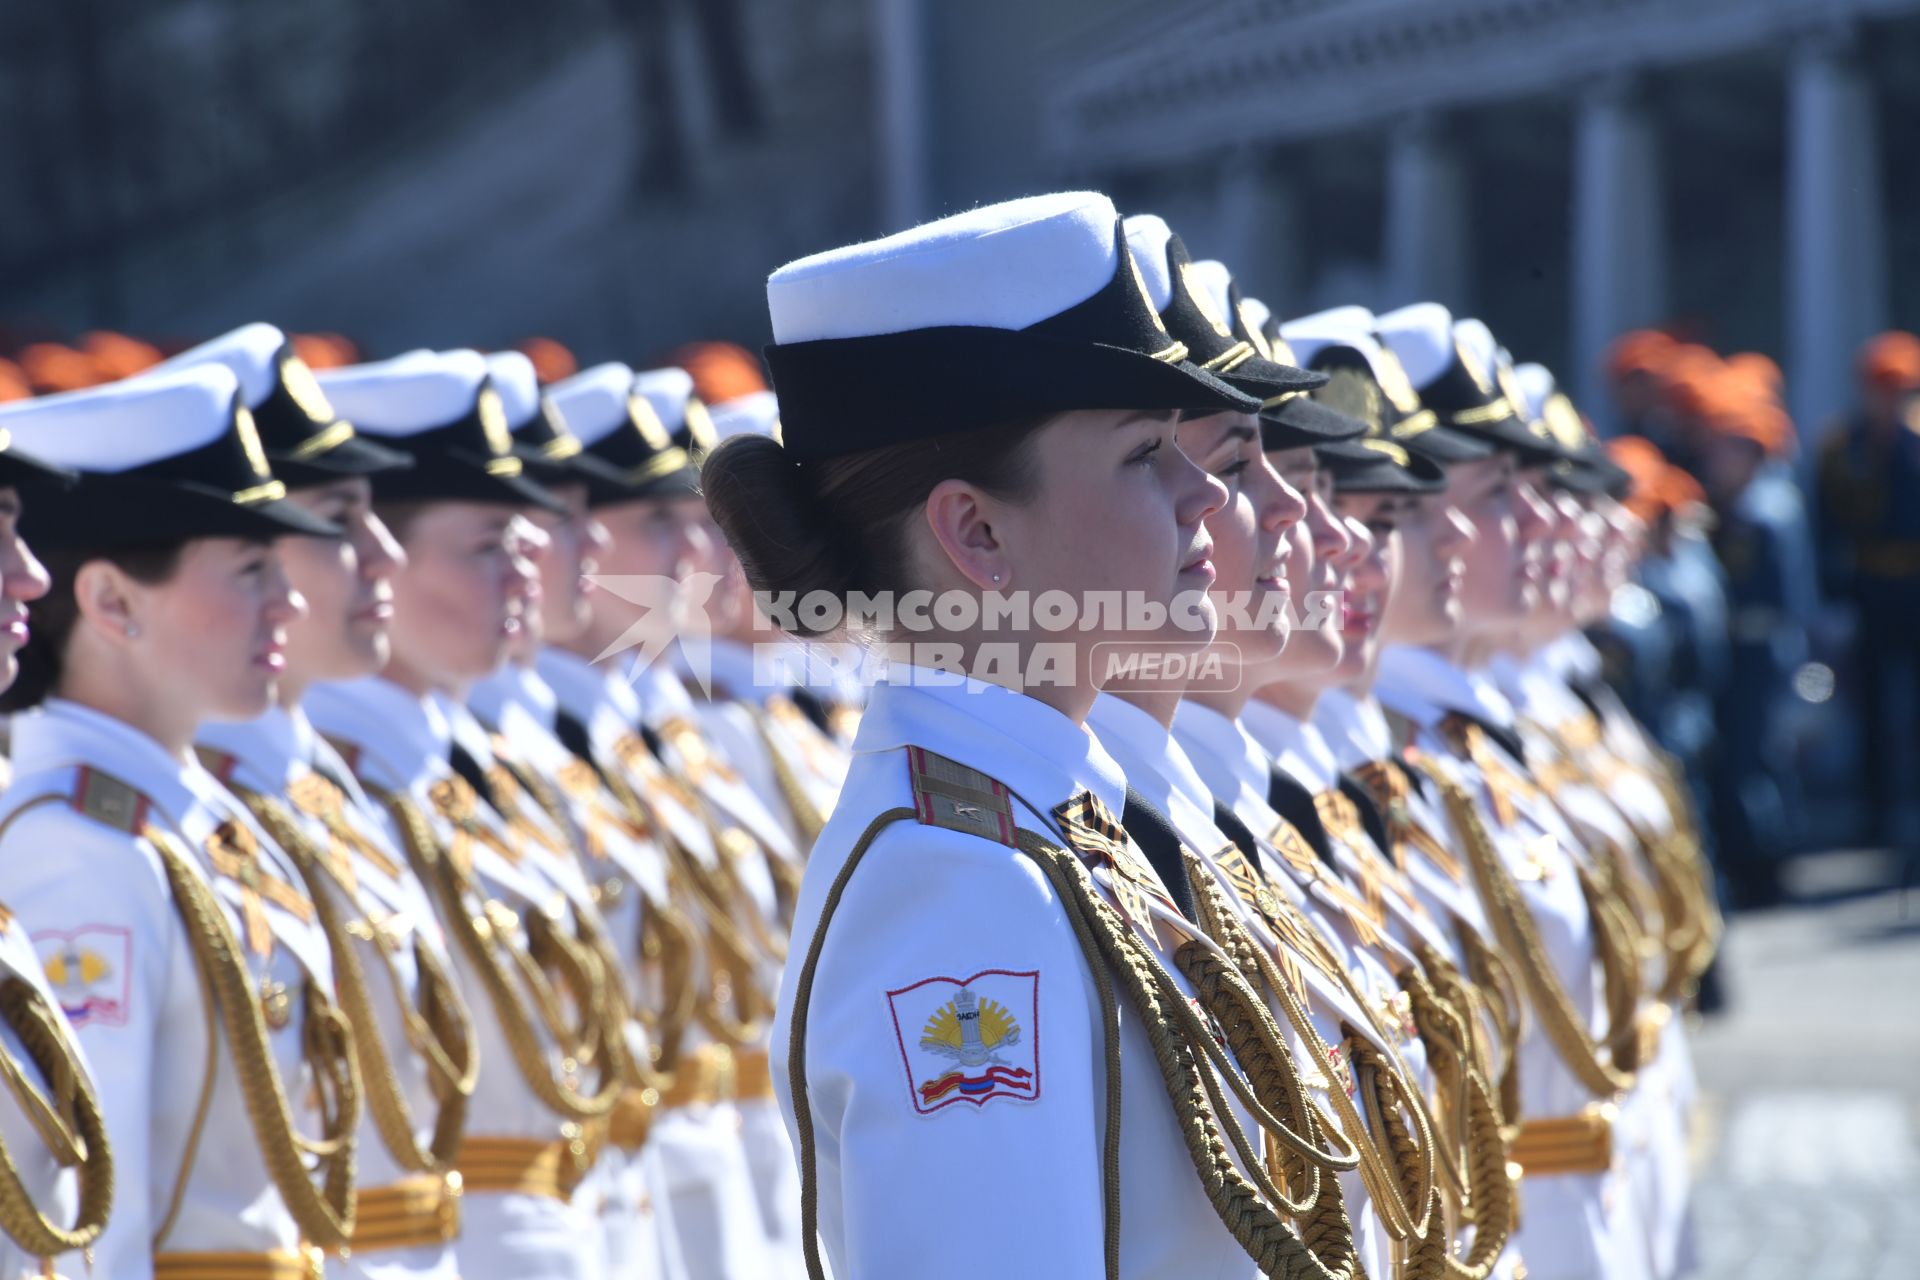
[
  {"left": 349, "top": 1172, "right": 464, "bottom": 1252},
  {"left": 458, "top": 1136, "right": 591, "bottom": 1202},
  {"left": 154, "top": 1247, "right": 324, "bottom": 1280},
  {"left": 735, "top": 1047, "right": 775, "bottom": 1102},
  {"left": 1510, "top": 1103, "right": 1615, "bottom": 1177},
  {"left": 609, "top": 1087, "right": 658, "bottom": 1153}
]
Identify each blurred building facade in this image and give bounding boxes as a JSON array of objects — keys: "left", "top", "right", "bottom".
[{"left": 4, "top": 0, "right": 1917, "bottom": 439}]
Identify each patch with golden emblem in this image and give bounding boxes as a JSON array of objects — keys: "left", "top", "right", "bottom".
[
  {"left": 34, "top": 925, "right": 132, "bottom": 1029},
  {"left": 886, "top": 970, "right": 1040, "bottom": 1114}
]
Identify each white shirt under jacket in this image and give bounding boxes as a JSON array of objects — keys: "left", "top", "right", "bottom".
[{"left": 775, "top": 669, "right": 1273, "bottom": 1280}]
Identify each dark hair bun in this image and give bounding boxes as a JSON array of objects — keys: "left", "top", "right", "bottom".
[{"left": 700, "top": 435, "right": 864, "bottom": 638}]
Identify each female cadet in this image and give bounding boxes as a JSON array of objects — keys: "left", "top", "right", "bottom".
[
  {"left": 298, "top": 352, "right": 633, "bottom": 1280},
  {"left": 0, "top": 436, "right": 117, "bottom": 1280},
  {"left": 0, "top": 367, "right": 360, "bottom": 1280},
  {"left": 1079, "top": 226, "right": 1483, "bottom": 1280},
  {"left": 704, "top": 191, "right": 1367, "bottom": 1280},
  {"left": 1366, "top": 304, "right": 1652, "bottom": 1280},
  {"left": 469, "top": 348, "right": 695, "bottom": 1280},
  {"left": 542, "top": 359, "right": 781, "bottom": 1280},
  {"left": 158, "top": 325, "right": 480, "bottom": 1280}
]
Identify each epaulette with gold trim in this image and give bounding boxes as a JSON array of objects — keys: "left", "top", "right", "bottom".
[
  {"left": 904, "top": 746, "right": 1016, "bottom": 848},
  {"left": 69, "top": 765, "right": 152, "bottom": 834}
]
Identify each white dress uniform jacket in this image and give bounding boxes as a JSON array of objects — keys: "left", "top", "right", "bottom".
[
  {"left": 303, "top": 677, "right": 607, "bottom": 1280},
  {"left": 1374, "top": 646, "right": 1650, "bottom": 1280},
  {"left": 0, "top": 700, "right": 340, "bottom": 1280},
  {"left": 532, "top": 648, "right": 778, "bottom": 1280},
  {"left": 467, "top": 663, "right": 694, "bottom": 1280},
  {"left": 777, "top": 669, "right": 1303, "bottom": 1280},
  {"left": 198, "top": 705, "right": 467, "bottom": 1280}
]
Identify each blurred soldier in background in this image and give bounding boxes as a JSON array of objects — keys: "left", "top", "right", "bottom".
[{"left": 1816, "top": 333, "right": 1920, "bottom": 859}]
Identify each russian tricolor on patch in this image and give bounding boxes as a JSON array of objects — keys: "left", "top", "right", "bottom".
[{"left": 887, "top": 969, "right": 1040, "bottom": 1115}]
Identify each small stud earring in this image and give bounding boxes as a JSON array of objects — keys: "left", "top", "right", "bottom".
[
  {"left": 124, "top": 622, "right": 140, "bottom": 639},
  {"left": 991, "top": 573, "right": 1001, "bottom": 584}
]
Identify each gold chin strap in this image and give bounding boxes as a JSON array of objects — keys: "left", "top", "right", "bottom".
[
  {"left": 143, "top": 827, "right": 361, "bottom": 1252},
  {"left": 235, "top": 786, "right": 478, "bottom": 1175}
]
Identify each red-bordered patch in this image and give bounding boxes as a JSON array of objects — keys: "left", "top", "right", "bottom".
[{"left": 886, "top": 969, "right": 1040, "bottom": 1115}]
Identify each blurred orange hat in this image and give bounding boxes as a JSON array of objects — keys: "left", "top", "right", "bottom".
[
  {"left": 1725, "top": 351, "right": 1783, "bottom": 396},
  {"left": 1706, "top": 383, "right": 1794, "bottom": 456},
  {"left": 79, "top": 330, "right": 163, "bottom": 380},
  {"left": 1609, "top": 435, "right": 1707, "bottom": 522},
  {"left": 0, "top": 358, "right": 29, "bottom": 403},
  {"left": 664, "top": 341, "right": 768, "bottom": 406},
  {"left": 1858, "top": 331, "right": 1920, "bottom": 392},
  {"left": 16, "top": 343, "right": 103, "bottom": 394},
  {"left": 516, "top": 337, "right": 578, "bottom": 385},
  {"left": 1605, "top": 329, "right": 1676, "bottom": 381},
  {"left": 292, "top": 333, "right": 360, "bottom": 371}
]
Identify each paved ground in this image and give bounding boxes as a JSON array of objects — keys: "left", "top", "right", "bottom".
[{"left": 1682, "top": 851, "right": 1920, "bottom": 1279}]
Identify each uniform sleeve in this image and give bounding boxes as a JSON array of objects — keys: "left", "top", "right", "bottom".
[
  {"left": 1, "top": 807, "right": 182, "bottom": 1280},
  {"left": 775, "top": 820, "right": 1108, "bottom": 1280}
]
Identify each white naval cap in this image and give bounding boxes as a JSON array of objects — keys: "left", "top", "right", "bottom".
[
  {"left": 1284, "top": 305, "right": 1377, "bottom": 335},
  {"left": 314, "top": 351, "right": 562, "bottom": 510},
  {"left": 707, "top": 390, "right": 781, "bottom": 444},
  {"left": 1239, "top": 297, "right": 1274, "bottom": 338},
  {"left": 547, "top": 362, "right": 639, "bottom": 450},
  {"left": 759, "top": 191, "right": 1259, "bottom": 461},
  {"left": 1373, "top": 302, "right": 1458, "bottom": 390},
  {"left": 1121, "top": 213, "right": 1178, "bottom": 314},
  {"left": 316, "top": 350, "right": 488, "bottom": 436},
  {"left": 0, "top": 365, "right": 339, "bottom": 543},
  {"left": 770, "top": 191, "right": 1121, "bottom": 344},
  {"left": 483, "top": 350, "right": 544, "bottom": 428},
  {"left": 632, "top": 366, "right": 716, "bottom": 457},
  {"left": 1453, "top": 318, "right": 1502, "bottom": 387},
  {"left": 1512, "top": 362, "right": 1556, "bottom": 424},
  {"left": 147, "top": 322, "right": 288, "bottom": 408},
  {"left": 547, "top": 362, "right": 698, "bottom": 503}
]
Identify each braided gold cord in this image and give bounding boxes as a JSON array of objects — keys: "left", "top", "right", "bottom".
[
  {"left": 0, "top": 978, "right": 114, "bottom": 1260},
  {"left": 146, "top": 829, "right": 360, "bottom": 1250},
  {"left": 240, "top": 792, "right": 477, "bottom": 1175},
  {"left": 750, "top": 707, "right": 829, "bottom": 851},
  {"left": 377, "top": 790, "right": 623, "bottom": 1122},
  {"left": 1425, "top": 770, "right": 1632, "bottom": 1098}
]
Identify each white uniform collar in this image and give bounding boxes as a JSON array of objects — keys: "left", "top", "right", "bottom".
[
  {"left": 852, "top": 666, "right": 1125, "bottom": 823},
  {"left": 10, "top": 699, "right": 203, "bottom": 824},
  {"left": 468, "top": 662, "right": 559, "bottom": 733},
  {"left": 1240, "top": 699, "right": 1339, "bottom": 791},
  {"left": 303, "top": 676, "right": 453, "bottom": 789},
  {"left": 434, "top": 692, "right": 500, "bottom": 766},
  {"left": 1313, "top": 689, "right": 1394, "bottom": 769},
  {"left": 1087, "top": 693, "right": 1226, "bottom": 846},
  {"left": 1376, "top": 645, "right": 1491, "bottom": 728},
  {"left": 679, "top": 636, "right": 770, "bottom": 706},
  {"left": 198, "top": 704, "right": 306, "bottom": 790},
  {"left": 625, "top": 657, "right": 697, "bottom": 728},
  {"left": 1170, "top": 699, "right": 1270, "bottom": 804}
]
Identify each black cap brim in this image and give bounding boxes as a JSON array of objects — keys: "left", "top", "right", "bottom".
[
  {"left": 27, "top": 475, "right": 341, "bottom": 548},
  {"left": 0, "top": 446, "right": 77, "bottom": 490},
  {"left": 585, "top": 462, "right": 701, "bottom": 508},
  {"left": 1260, "top": 396, "right": 1369, "bottom": 451},
  {"left": 1395, "top": 423, "right": 1494, "bottom": 465},
  {"left": 369, "top": 447, "right": 566, "bottom": 513},
  {"left": 1316, "top": 438, "right": 1447, "bottom": 493},
  {"left": 270, "top": 432, "right": 416, "bottom": 488}
]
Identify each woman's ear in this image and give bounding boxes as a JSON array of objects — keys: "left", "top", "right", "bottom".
[
  {"left": 71, "top": 560, "right": 140, "bottom": 643},
  {"left": 922, "top": 479, "right": 1008, "bottom": 590}
]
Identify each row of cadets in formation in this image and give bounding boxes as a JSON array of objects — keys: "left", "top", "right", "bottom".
[
  {"left": 702, "top": 190, "right": 1719, "bottom": 1280},
  {"left": 0, "top": 321, "right": 853, "bottom": 1278}
]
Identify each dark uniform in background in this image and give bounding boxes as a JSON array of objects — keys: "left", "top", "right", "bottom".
[{"left": 1816, "top": 332, "right": 1920, "bottom": 859}]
